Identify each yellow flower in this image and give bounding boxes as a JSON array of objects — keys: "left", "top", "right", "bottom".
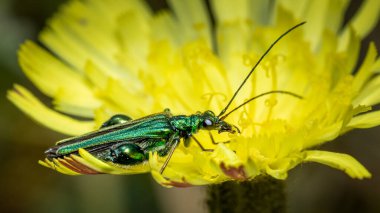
[{"left": 8, "top": 0, "right": 380, "bottom": 187}]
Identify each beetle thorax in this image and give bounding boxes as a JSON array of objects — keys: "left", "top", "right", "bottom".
[{"left": 169, "top": 115, "right": 202, "bottom": 137}]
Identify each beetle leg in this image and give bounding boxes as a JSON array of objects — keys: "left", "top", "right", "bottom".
[
  {"left": 208, "top": 132, "right": 230, "bottom": 145},
  {"left": 160, "top": 136, "right": 179, "bottom": 174},
  {"left": 158, "top": 134, "right": 178, "bottom": 157},
  {"left": 100, "top": 114, "right": 132, "bottom": 128},
  {"left": 191, "top": 136, "right": 213, "bottom": 152},
  {"left": 184, "top": 137, "right": 191, "bottom": 147},
  {"left": 163, "top": 108, "right": 173, "bottom": 116}
]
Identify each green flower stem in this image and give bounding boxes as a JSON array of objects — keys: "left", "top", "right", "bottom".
[{"left": 206, "top": 176, "right": 286, "bottom": 213}]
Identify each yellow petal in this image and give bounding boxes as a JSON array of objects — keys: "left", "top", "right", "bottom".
[
  {"left": 168, "top": 0, "right": 212, "bottom": 47},
  {"left": 77, "top": 148, "right": 150, "bottom": 174},
  {"left": 210, "top": 0, "right": 250, "bottom": 22},
  {"left": 301, "top": 0, "right": 330, "bottom": 50},
  {"left": 303, "top": 150, "right": 371, "bottom": 179},
  {"left": 277, "top": 0, "right": 308, "bottom": 20},
  {"left": 338, "top": 0, "right": 380, "bottom": 50},
  {"left": 337, "top": 27, "right": 361, "bottom": 74},
  {"left": 346, "top": 110, "right": 380, "bottom": 129},
  {"left": 40, "top": 0, "right": 143, "bottom": 90},
  {"left": 7, "top": 84, "right": 94, "bottom": 135},
  {"left": 250, "top": 1, "right": 272, "bottom": 24},
  {"left": 352, "top": 42, "right": 378, "bottom": 93},
  {"left": 259, "top": 152, "right": 305, "bottom": 180},
  {"left": 354, "top": 75, "right": 380, "bottom": 106},
  {"left": 18, "top": 41, "right": 100, "bottom": 117},
  {"left": 346, "top": 0, "right": 380, "bottom": 38},
  {"left": 373, "top": 58, "right": 380, "bottom": 73},
  {"left": 39, "top": 158, "right": 80, "bottom": 175}
]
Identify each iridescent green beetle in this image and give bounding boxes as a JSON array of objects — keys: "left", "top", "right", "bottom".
[{"left": 45, "top": 22, "right": 305, "bottom": 174}]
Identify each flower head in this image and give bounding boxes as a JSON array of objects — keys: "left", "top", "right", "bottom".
[{"left": 8, "top": 0, "right": 380, "bottom": 187}]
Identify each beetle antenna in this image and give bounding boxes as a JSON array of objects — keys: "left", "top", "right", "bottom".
[
  {"left": 220, "top": 90, "right": 302, "bottom": 120},
  {"left": 217, "top": 22, "right": 306, "bottom": 118}
]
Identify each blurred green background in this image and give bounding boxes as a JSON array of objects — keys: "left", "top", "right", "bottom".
[{"left": 0, "top": 0, "right": 379, "bottom": 213}]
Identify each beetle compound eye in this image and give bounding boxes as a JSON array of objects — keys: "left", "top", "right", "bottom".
[
  {"left": 110, "top": 144, "right": 145, "bottom": 165},
  {"left": 204, "top": 119, "right": 213, "bottom": 126}
]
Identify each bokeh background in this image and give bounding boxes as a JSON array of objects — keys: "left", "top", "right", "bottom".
[{"left": 0, "top": 0, "right": 379, "bottom": 212}]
